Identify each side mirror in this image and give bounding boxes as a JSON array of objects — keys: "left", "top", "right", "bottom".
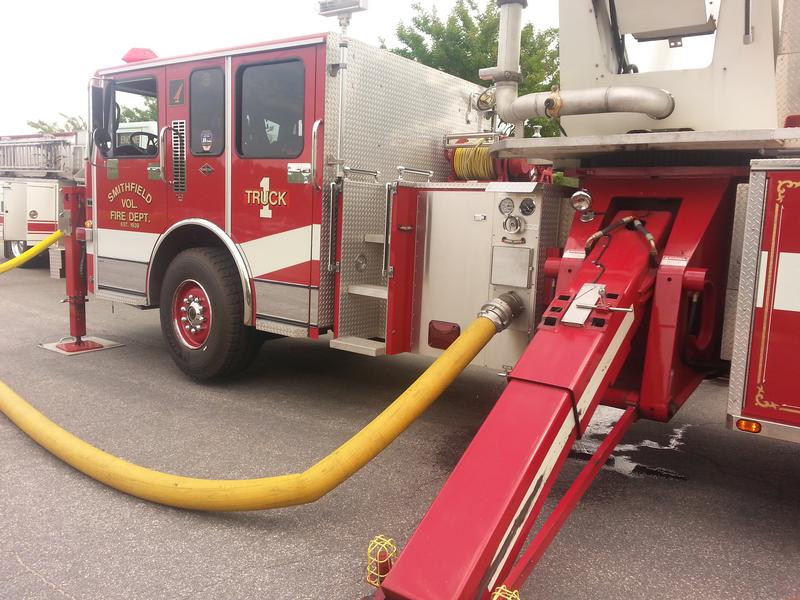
[{"left": 93, "top": 128, "right": 112, "bottom": 153}]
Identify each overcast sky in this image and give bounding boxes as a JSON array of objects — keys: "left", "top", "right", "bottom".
[{"left": 0, "top": 0, "right": 559, "bottom": 134}]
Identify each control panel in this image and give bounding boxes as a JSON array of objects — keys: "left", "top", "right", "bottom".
[
  {"left": 411, "top": 182, "right": 564, "bottom": 371},
  {"left": 490, "top": 187, "right": 560, "bottom": 335}
]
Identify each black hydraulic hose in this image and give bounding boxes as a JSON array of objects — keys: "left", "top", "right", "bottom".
[
  {"left": 631, "top": 219, "right": 659, "bottom": 267},
  {"left": 585, "top": 215, "right": 659, "bottom": 268},
  {"left": 584, "top": 216, "right": 635, "bottom": 256}
]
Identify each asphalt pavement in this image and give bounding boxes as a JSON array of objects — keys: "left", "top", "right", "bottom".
[{"left": 0, "top": 261, "right": 798, "bottom": 599}]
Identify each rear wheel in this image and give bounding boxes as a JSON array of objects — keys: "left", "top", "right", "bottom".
[
  {"left": 159, "top": 247, "right": 262, "bottom": 380},
  {"left": 3, "top": 240, "right": 45, "bottom": 267}
]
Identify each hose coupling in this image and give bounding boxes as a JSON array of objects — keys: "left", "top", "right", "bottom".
[{"left": 479, "top": 292, "right": 525, "bottom": 332}]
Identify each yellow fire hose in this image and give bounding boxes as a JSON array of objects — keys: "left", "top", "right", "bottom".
[
  {"left": 0, "top": 294, "right": 522, "bottom": 511},
  {"left": 0, "top": 230, "right": 64, "bottom": 274}
]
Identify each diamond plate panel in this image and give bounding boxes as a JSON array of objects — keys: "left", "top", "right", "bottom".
[
  {"left": 775, "top": 54, "right": 800, "bottom": 127},
  {"left": 777, "top": 0, "right": 800, "bottom": 126},
  {"left": 720, "top": 288, "right": 739, "bottom": 362},
  {"left": 721, "top": 183, "right": 749, "bottom": 360},
  {"left": 538, "top": 185, "right": 567, "bottom": 321},
  {"left": 728, "top": 171, "right": 766, "bottom": 415},
  {"left": 95, "top": 288, "right": 147, "bottom": 307},
  {"left": 334, "top": 34, "right": 483, "bottom": 183},
  {"left": 255, "top": 317, "right": 308, "bottom": 338},
  {"left": 557, "top": 196, "right": 576, "bottom": 248},
  {"left": 728, "top": 184, "right": 749, "bottom": 285},
  {"left": 779, "top": 0, "right": 800, "bottom": 54},
  {"left": 338, "top": 179, "right": 388, "bottom": 339},
  {"left": 319, "top": 35, "right": 485, "bottom": 331}
]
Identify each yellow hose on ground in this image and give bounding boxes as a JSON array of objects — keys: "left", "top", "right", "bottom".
[
  {"left": 0, "top": 231, "right": 64, "bottom": 274},
  {"left": 0, "top": 317, "right": 499, "bottom": 511}
]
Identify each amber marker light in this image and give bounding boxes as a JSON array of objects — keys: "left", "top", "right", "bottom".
[
  {"left": 85, "top": 220, "right": 93, "bottom": 228},
  {"left": 736, "top": 419, "right": 762, "bottom": 434}
]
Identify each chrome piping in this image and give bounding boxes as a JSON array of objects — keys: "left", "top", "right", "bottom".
[
  {"left": 225, "top": 55, "right": 233, "bottom": 235},
  {"left": 311, "top": 118, "right": 324, "bottom": 190},
  {"left": 488, "top": 1, "right": 674, "bottom": 127}
]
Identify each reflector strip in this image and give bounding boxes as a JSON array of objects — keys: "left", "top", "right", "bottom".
[
  {"left": 240, "top": 224, "right": 321, "bottom": 279},
  {"left": 756, "top": 251, "right": 800, "bottom": 312},
  {"left": 485, "top": 310, "right": 635, "bottom": 592}
]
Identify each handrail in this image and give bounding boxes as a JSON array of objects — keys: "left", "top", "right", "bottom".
[
  {"left": 311, "top": 119, "right": 324, "bottom": 190},
  {"left": 158, "top": 125, "right": 174, "bottom": 185}
]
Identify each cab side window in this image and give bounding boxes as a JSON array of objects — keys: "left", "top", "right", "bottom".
[
  {"left": 237, "top": 60, "right": 305, "bottom": 159},
  {"left": 114, "top": 78, "right": 159, "bottom": 158},
  {"left": 190, "top": 68, "right": 225, "bottom": 156}
]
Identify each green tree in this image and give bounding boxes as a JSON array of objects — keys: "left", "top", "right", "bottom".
[
  {"left": 27, "top": 113, "right": 87, "bottom": 135},
  {"left": 388, "top": 0, "right": 560, "bottom": 136},
  {"left": 120, "top": 96, "right": 158, "bottom": 123}
]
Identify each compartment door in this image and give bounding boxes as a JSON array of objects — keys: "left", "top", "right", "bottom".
[
  {"left": 2, "top": 182, "right": 26, "bottom": 241},
  {"left": 25, "top": 181, "right": 59, "bottom": 243}
]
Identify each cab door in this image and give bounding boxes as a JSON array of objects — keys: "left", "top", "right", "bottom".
[
  {"left": 93, "top": 68, "right": 167, "bottom": 299},
  {"left": 230, "top": 46, "right": 318, "bottom": 326},
  {"left": 164, "top": 59, "right": 226, "bottom": 229}
]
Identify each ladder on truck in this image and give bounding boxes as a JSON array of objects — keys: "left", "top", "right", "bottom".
[{"left": 0, "top": 133, "right": 86, "bottom": 179}]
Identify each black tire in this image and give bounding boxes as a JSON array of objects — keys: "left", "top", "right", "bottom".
[
  {"left": 159, "top": 247, "right": 261, "bottom": 380},
  {"left": 3, "top": 240, "right": 47, "bottom": 267}
]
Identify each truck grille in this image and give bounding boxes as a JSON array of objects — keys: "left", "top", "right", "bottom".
[{"left": 171, "top": 120, "right": 186, "bottom": 193}]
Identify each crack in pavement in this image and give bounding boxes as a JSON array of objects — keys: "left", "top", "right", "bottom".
[{"left": 12, "top": 552, "right": 78, "bottom": 600}]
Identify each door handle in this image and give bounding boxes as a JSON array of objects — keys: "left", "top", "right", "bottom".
[
  {"left": 382, "top": 182, "right": 396, "bottom": 278},
  {"left": 328, "top": 180, "right": 340, "bottom": 273}
]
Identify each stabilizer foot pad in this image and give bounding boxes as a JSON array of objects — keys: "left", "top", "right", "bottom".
[{"left": 39, "top": 337, "right": 124, "bottom": 356}]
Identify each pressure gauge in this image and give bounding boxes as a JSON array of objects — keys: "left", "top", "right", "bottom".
[
  {"left": 519, "top": 197, "right": 536, "bottom": 216},
  {"left": 498, "top": 197, "right": 515, "bottom": 215}
]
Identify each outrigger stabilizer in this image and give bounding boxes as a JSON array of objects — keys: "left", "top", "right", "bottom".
[
  {"left": 371, "top": 168, "right": 738, "bottom": 599},
  {"left": 40, "top": 186, "right": 121, "bottom": 355}
]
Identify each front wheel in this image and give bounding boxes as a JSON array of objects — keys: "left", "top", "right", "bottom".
[{"left": 159, "top": 247, "right": 261, "bottom": 380}]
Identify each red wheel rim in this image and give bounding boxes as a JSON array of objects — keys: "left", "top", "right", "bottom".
[{"left": 172, "top": 279, "right": 213, "bottom": 349}]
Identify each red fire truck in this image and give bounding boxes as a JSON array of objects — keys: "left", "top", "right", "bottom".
[
  {"left": 0, "top": 131, "right": 86, "bottom": 272},
  {"left": 11, "top": 0, "right": 800, "bottom": 597}
]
